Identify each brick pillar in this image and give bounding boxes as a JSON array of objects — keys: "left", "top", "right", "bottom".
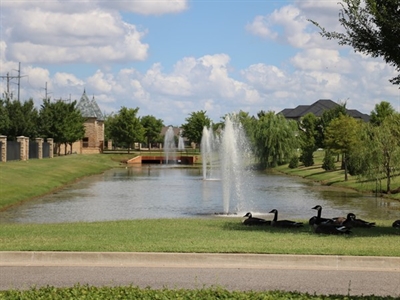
[
  {"left": 17, "top": 136, "right": 27, "bottom": 161},
  {"left": 36, "top": 138, "right": 44, "bottom": 159},
  {"left": 47, "top": 138, "right": 54, "bottom": 158},
  {"left": 107, "top": 139, "right": 112, "bottom": 150},
  {"left": 0, "top": 135, "right": 6, "bottom": 162}
]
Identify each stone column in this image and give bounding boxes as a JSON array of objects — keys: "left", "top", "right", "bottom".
[
  {"left": 0, "top": 135, "right": 6, "bottom": 162},
  {"left": 107, "top": 139, "right": 112, "bottom": 150},
  {"left": 47, "top": 138, "right": 54, "bottom": 158},
  {"left": 36, "top": 138, "right": 44, "bottom": 159},
  {"left": 17, "top": 136, "right": 26, "bottom": 161},
  {"left": 25, "top": 137, "right": 29, "bottom": 161}
]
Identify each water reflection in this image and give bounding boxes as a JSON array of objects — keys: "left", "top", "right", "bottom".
[{"left": 0, "top": 166, "right": 398, "bottom": 223}]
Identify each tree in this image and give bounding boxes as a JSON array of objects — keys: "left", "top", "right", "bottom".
[
  {"left": 38, "top": 99, "right": 85, "bottom": 155},
  {"left": 0, "top": 99, "right": 10, "bottom": 134},
  {"left": 324, "top": 114, "right": 362, "bottom": 180},
  {"left": 365, "top": 114, "right": 400, "bottom": 193},
  {"left": 252, "top": 111, "right": 298, "bottom": 168},
  {"left": 140, "top": 115, "right": 164, "bottom": 150},
  {"left": 108, "top": 107, "right": 144, "bottom": 153},
  {"left": 181, "top": 110, "right": 211, "bottom": 148},
  {"left": 369, "top": 101, "right": 396, "bottom": 126},
  {"left": 4, "top": 98, "right": 38, "bottom": 139},
  {"left": 298, "top": 113, "right": 318, "bottom": 167},
  {"left": 310, "top": 0, "right": 400, "bottom": 85}
]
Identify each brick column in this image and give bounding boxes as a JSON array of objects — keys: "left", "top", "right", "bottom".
[
  {"left": 47, "top": 138, "right": 54, "bottom": 158},
  {"left": 17, "top": 136, "right": 27, "bottom": 161},
  {"left": 0, "top": 135, "right": 6, "bottom": 162},
  {"left": 36, "top": 138, "right": 44, "bottom": 159},
  {"left": 107, "top": 139, "right": 112, "bottom": 150}
]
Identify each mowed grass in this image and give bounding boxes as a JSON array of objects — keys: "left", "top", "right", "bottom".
[
  {"left": 0, "top": 218, "right": 399, "bottom": 256},
  {"left": 0, "top": 154, "right": 130, "bottom": 210},
  {"left": 275, "top": 150, "right": 400, "bottom": 200}
]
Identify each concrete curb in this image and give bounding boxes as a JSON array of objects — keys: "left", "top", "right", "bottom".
[{"left": 1, "top": 252, "right": 399, "bottom": 272}]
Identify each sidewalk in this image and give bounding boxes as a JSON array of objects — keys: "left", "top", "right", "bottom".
[{"left": 1, "top": 251, "right": 399, "bottom": 272}]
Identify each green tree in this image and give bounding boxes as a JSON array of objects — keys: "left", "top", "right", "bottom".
[
  {"left": 253, "top": 111, "right": 298, "bottom": 168},
  {"left": 0, "top": 99, "right": 10, "bottom": 134},
  {"left": 38, "top": 99, "right": 85, "bottom": 155},
  {"left": 316, "top": 103, "right": 348, "bottom": 149},
  {"left": 298, "top": 113, "right": 318, "bottom": 167},
  {"left": 108, "top": 107, "right": 144, "bottom": 153},
  {"left": 369, "top": 101, "right": 396, "bottom": 126},
  {"left": 181, "top": 110, "right": 211, "bottom": 148},
  {"left": 310, "top": 0, "right": 400, "bottom": 85},
  {"left": 140, "top": 115, "right": 164, "bottom": 150},
  {"left": 4, "top": 98, "right": 38, "bottom": 140},
  {"left": 324, "top": 114, "right": 362, "bottom": 181},
  {"left": 365, "top": 114, "right": 400, "bottom": 193}
]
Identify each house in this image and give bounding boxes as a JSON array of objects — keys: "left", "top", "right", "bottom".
[
  {"left": 279, "top": 99, "right": 370, "bottom": 122},
  {"left": 69, "top": 90, "right": 104, "bottom": 154}
]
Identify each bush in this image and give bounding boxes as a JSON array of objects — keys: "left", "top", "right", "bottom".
[
  {"left": 300, "top": 148, "right": 314, "bottom": 167},
  {"left": 288, "top": 155, "right": 299, "bottom": 169},
  {"left": 322, "top": 149, "right": 336, "bottom": 171}
]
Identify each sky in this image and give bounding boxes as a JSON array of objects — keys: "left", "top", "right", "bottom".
[{"left": 1, "top": 0, "right": 399, "bottom": 126}]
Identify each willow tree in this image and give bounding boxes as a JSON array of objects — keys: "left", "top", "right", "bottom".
[{"left": 252, "top": 111, "right": 298, "bottom": 168}]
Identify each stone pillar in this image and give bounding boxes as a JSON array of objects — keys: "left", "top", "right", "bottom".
[
  {"left": 107, "top": 139, "right": 112, "bottom": 150},
  {"left": 25, "top": 137, "right": 29, "bottom": 161},
  {"left": 0, "top": 135, "right": 6, "bottom": 162},
  {"left": 36, "top": 138, "right": 44, "bottom": 159},
  {"left": 47, "top": 138, "right": 54, "bottom": 158},
  {"left": 17, "top": 136, "right": 27, "bottom": 161}
]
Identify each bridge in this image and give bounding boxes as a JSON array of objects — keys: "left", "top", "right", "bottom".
[{"left": 127, "top": 155, "right": 197, "bottom": 165}]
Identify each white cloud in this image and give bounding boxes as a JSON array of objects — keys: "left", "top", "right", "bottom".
[{"left": 3, "top": 4, "right": 149, "bottom": 64}]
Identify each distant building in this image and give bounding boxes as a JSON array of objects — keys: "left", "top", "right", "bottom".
[
  {"left": 279, "top": 99, "right": 370, "bottom": 122},
  {"left": 69, "top": 90, "right": 104, "bottom": 154}
]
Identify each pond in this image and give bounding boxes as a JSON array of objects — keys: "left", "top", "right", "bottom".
[{"left": 0, "top": 165, "right": 399, "bottom": 224}]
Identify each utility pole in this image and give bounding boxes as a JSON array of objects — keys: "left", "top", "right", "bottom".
[{"left": 0, "top": 62, "right": 26, "bottom": 101}]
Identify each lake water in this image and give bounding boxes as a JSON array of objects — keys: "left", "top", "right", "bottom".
[{"left": 0, "top": 165, "right": 399, "bottom": 223}]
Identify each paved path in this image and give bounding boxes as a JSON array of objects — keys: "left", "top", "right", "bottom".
[{"left": 1, "top": 252, "right": 399, "bottom": 297}]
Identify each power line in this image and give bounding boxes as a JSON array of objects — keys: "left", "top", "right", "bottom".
[{"left": 0, "top": 62, "right": 27, "bottom": 101}]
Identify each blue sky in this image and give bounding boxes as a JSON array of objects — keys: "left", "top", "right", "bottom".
[{"left": 1, "top": 0, "right": 399, "bottom": 126}]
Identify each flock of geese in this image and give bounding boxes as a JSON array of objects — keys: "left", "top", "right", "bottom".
[{"left": 243, "top": 205, "right": 400, "bottom": 234}]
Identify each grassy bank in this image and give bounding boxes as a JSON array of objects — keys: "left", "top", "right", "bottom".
[
  {"left": 0, "top": 218, "right": 398, "bottom": 256},
  {"left": 275, "top": 150, "right": 400, "bottom": 201},
  {"left": 0, "top": 154, "right": 132, "bottom": 210}
]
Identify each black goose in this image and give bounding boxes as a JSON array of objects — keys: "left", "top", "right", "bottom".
[
  {"left": 345, "top": 213, "right": 375, "bottom": 228},
  {"left": 268, "top": 209, "right": 303, "bottom": 228},
  {"left": 242, "top": 212, "right": 271, "bottom": 226},
  {"left": 313, "top": 214, "right": 352, "bottom": 235},
  {"left": 309, "top": 205, "right": 335, "bottom": 225},
  {"left": 392, "top": 220, "right": 400, "bottom": 228}
]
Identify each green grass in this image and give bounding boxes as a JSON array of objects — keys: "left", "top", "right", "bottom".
[
  {"left": 0, "top": 154, "right": 129, "bottom": 210},
  {"left": 0, "top": 284, "right": 396, "bottom": 300},
  {"left": 275, "top": 150, "right": 400, "bottom": 200},
  {"left": 1, "top": 218, "right": 399, "bottom": 256}
]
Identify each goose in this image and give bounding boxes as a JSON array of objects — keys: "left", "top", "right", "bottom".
[
  {"left": 313, "top": 214, "right": 352, "bottom": 235},
  {"left": 392, "top": 220, "right": 400, "bottom": 228},
  {"left": 242, "top": 212, "right": 271, "bottom": 226},
  {"left": 309, "top": 205, "right": 335, "bottom": 225},
  {"left": 268, "top": 209, "right": 303, "bottom": 228},
  {"left": 345, "top": 213, "right": 375, "bottom": 228}
]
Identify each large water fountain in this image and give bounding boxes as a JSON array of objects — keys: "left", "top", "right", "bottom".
[
  {"left": 201, "top": 115, "right": 254, "bottom": 214},
  {"left": 164, "top": 126, "right": 176, "bottom": 164}
]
